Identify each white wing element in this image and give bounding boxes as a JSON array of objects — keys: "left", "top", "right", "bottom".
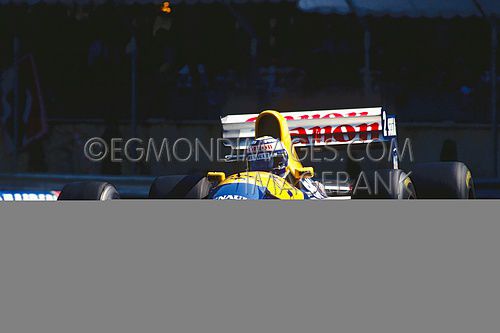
[{"left": 221, "top": 107, "right": 395, "bottom": 149}]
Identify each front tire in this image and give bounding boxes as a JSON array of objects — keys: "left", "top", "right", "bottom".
[{"left": 58, "top": 181, "right": 120, "bottom": 201}]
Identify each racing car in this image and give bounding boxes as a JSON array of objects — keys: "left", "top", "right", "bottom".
[{"left": 58, "top": 107, "right": 475, "bottom": 200}]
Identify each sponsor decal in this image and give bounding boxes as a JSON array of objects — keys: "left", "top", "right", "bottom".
[
  {"left": 289, "top": 122, "right": 380, "bottom": 145},
  {"left": 241, "top": 111, "right": 382, "bottom": 145},
  {"left": 247, "top": 152, "right": 272, "bottom": 161},
  {"left": 244, "top": 110, "right": 371, "bottom": 122},
  {"left": 247, "top": 143, "right": 276, "bottom": 153},
  {"left": 0, "top": 190, "right": 60, "bottom": 201},
  {"left": 214, "top": 194, "right": 248, "bottom": 200}
]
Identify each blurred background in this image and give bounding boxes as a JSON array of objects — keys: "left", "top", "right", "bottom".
[{"left": 0, "top": 0, "right": 499, "bottom": 198}]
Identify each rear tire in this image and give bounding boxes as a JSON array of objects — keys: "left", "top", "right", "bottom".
[
  {"left": 149, "top": 174, "right": 211, "bottom": 199},
  {"left": 58, "top": 181, "right": 120, "bottom": 201},
  {"left": 410, "top": 162, "right": 475, "bottom": 199},
  {"left": 352, "top": 169, "right": 416, "bottom": 199}
]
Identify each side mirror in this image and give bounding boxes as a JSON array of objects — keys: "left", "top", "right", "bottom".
[
  {"left": 207, "top": 172, "right": 226, "bottom": 184},
  {"left": 296, "top": 167, "right": 314, "bottom": 179}
]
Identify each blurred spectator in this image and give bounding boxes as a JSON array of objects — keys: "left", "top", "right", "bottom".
[{"left": 0, "top": 3, "right": 492, "bottom": 123}]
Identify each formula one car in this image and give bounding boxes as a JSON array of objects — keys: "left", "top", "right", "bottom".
[{"left": 59, "top": 107, "right": 475, "bottom": 200}]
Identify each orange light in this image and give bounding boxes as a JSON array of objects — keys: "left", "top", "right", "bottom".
[{"left": 161, "top": 2, "right": 172, "bottom": 14}]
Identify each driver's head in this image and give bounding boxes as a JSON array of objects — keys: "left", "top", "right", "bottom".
[{"left": 245, "top": 136, "right": 288, "bottom": 177}]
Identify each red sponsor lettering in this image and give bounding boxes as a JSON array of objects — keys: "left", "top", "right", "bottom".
[
  {"left": 290, "top": 122, "right": 381, "bottom": 144},
  {"left": 321, "top": 113, "right": 344, "bottom": 119},
  {"left": 358, "top": 122, "right": 380, "bottom": 140},
  {"left": 310, "top": 126, "right": 333, "bottom": 143},
  {"left": 333, "top": 125, "right": 356, "bottom": 142},
  {"left": 289, "top": 127, "right": 308, "bottom": 145},
  {"left": 245, "top": 111, "right": 371, "bottom": 122}
]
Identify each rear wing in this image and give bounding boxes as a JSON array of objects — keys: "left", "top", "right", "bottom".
[{"left": 221, "top": 107, "right": 397, "bottom": 149}]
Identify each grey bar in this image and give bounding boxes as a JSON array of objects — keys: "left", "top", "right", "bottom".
[{"left": 0, "top": 201, "right": 499, "bottom": 333}]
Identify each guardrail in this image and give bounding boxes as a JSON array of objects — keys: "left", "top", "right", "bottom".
[{"left": 0, "top": 173, "right": 155, "bottom": 199}]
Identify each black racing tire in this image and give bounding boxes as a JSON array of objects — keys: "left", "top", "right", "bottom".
[
  {"left": 410, "top": 162, "right": 475, "bottom": 199},
  {"left": 352, "top": 169, "right": 416, "bottom": 199},
  {"left": 149, "top": 174, "right": 211, "bottom": 199},
  {"left": 58, "top": 181, "right": 120, "bottom": 201}
]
